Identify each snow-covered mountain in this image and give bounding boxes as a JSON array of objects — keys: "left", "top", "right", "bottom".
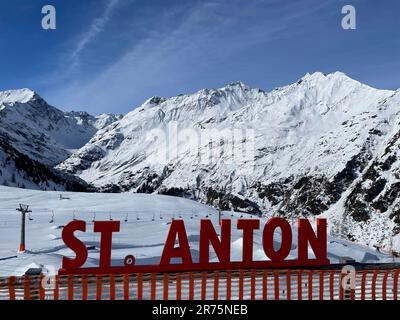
[
  {"left": 0, "top": 88, "right": 121, "bottom": 189},
  {"left": 56, "top": 72, "right": 400, "bottom": 251},
  {"left": 0, "top": 89, "right": 121, "bottom": 166}
]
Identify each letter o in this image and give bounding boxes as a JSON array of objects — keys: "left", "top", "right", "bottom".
[{"left": 263, "top": 217, "right": 292, "bottom": 261}]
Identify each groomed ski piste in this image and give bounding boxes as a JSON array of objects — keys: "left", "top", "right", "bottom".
[{"left": 0, "top": 186, "right": 396, "bottom": 277}]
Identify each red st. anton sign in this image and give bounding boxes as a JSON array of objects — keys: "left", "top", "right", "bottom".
[{"left": 58, "top": 218, "right": 329, "bottom": 275}]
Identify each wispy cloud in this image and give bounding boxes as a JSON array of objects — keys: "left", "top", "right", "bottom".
[
  {"left": 43, "top": 0, "right": 335, "bottom": 114},
  {"left": 70, "top": 0, "right": 121, "bottom": 66}
]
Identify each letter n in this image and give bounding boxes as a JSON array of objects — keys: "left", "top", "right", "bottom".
[
  {"left": 298, "top": 218, "right": 328, "bottom": 262},
  {"left": 199, "top": 219, "right": 231, "bottom": 264}
]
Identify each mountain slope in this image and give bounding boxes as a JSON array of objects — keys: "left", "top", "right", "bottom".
[
  {"left": 0, "top": 88, "right": 121, "bottom": 190},
  {"left": 0, "top": 89, "right": 121, "bottom": 166},
  {"left": 56, "top": 72, "right": 400, "bottom": 250}
]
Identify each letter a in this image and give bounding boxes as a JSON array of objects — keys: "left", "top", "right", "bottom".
[
  {"left": 341, "top": 5, "right": 356, "bottom": 30},
  {"left": 42, "top": 5, "right": 56, "bottom": 30},
  {"left": 160, "top": 220, "right": 193, "bottom": 265}
]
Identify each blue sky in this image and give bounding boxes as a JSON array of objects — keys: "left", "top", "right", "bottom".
[{"left": 0, "top": 0, "right": 399, "bottom": 114}]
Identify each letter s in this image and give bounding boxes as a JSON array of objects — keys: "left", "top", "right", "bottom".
[{"left": 62, "top": 220, "right": 88, "bottom": 269}]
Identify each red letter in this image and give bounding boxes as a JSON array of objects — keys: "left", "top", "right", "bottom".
[
  {"left": 199, "top": 219, "right": 231, "bottom": 265},
  {"left": 62, "top": 220, "right": 87, "bottom": 269},
  {"left": 263, "top": 217, "right": 292, "bottom": 261},
  {"left": 94, "top": 221, "right": 120, "bottom": 269},
  {"left": 237, "top": 219, "right": 259, "bottom": 263},
  {"left": 160, "top": 220, "right": 192, "bottom": 265},
  {"left": 298, "top": 218, "right": 328, "bottom": 261}
]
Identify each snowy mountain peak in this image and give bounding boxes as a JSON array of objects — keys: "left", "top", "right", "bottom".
[
  {"left": 297, "top": 71, "right": 363, "bottom": 87},
  {"left": 143, "top": 96, "right": 167, "bottom": 108},
  {"left": 0, "top": 88, "right": 39, "bottom": 105},
  {"left": 225, "top": 80, "right": 248, "bottom": 89}
]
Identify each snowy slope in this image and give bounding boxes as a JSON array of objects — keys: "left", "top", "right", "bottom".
[
  {"left": 57, "top": 72, "right": 400, "bottom": 250},
  {"left": 0, "top": 186, "right": 394, "bottom": 277}
]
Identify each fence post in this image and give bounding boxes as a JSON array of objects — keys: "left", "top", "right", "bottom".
[
  {"left": 382, "top": 271, "right": 389, "bottom": 300},
  {"left": 151, "top": 273, "right": 156, "bottom": 300},
  {"left": 274, "top": 271, "right": 279, "bottom": 300},
  {"left": 250, "top": 270, "right": 256, "bottom": 300},
  {"left": 262, "top": 270, "right": 267, "bottom": 300},
  {"left": 137, "top": 273, "right": 143, "bottom": 300},
  {"left": 201, "top": 272, "right": 207, "bottom": 300},
  {"left": 68, "top": 275, "right": 74, "bottom": 300},
  {"left": 96, "top": 275, "right": 102, "bottom": 300},
  {"left": 82, "top": 275, "right": 87, "bottom": 300},
  {"left": 176, "top": 273, "right": 182, "bottom": 300},
  {"left": 319, "top": 271, "right": 324, "bottom": 300},
  {"left": 123, "top": 274, "right": 129, "bottom": 300},
  {"left": 286, "top": 271, "right": 291, "bottom": 300},
  {"left": 371, "top": 271, "right": 378, "bottom": 300},
  {"left": 163, "top": 273, "right": 169, "bottom": 300},
  {"left": 226, "top": 270, "right": 231, "bottom": 301},
  {"left": 213, "top": 271, "right": 219, "bottom": 300},
  {"left": 8, "top": 276, "right": 16, "bottom": 300},
  {"left": 360, "top": 271, "right": 367, "bottom": 300},
  {"left": 23, "top": 276, "right": 31, "bottom": 300},
  {"left": 308, "top": 271, "right": 313, "bottom": 300},
  {"left": 239, "top": 270, "right": 244, "bottom": 300},
  {"left": 39, "top": 274, "right": 45, "bottom": 300},
  {"left": 394, "top": 270, "right": 399, "bottom": 300},
  {"left": 109, "top": 275, "right": 116, "bottom": 300},
  {"left": 297, "top": 270, "right": 302, "bottom": 300}
]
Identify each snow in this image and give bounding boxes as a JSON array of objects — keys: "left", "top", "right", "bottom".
[{"left": 0, "top": 186, "right": 394, "bottom": 277}]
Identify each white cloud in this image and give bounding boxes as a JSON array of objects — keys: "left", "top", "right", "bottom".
[{"left": 70, "top": 0, "right": 121, "bottom": 66}]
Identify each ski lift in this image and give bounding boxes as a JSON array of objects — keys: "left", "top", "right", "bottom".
[
  {"left": 124, "top": 214, "right": 128, "bottom": 223},
  {"left": 190, "top": 214, "right": 194, "bottom": 220},
  {"left": 179, "top": 214, "right": 182, "bottom": 219},
  {"left": 49, "top": 211, "right": 54, "bottom": 223},
  {"left": 136, "top": 214, "right": 140, "bottom": 221},
  {"left": 159, "top": 214, "right": 163, "bottom": 220},
  {"left": 92, "top": 213, "right": 96, "bottom": 223},
  {"left": 28, "top": 212, "right": 33, "bottom": 221},
  {"left": 151, "top": 214, "right": 155, "bottom": 221},
  {"left": 109, "top": 214, "right": 113, "bottom": 221}
]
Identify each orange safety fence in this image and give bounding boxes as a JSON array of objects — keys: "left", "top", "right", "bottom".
[{"left": 0, "top": 269, "right": 399, "bottom": 300}]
